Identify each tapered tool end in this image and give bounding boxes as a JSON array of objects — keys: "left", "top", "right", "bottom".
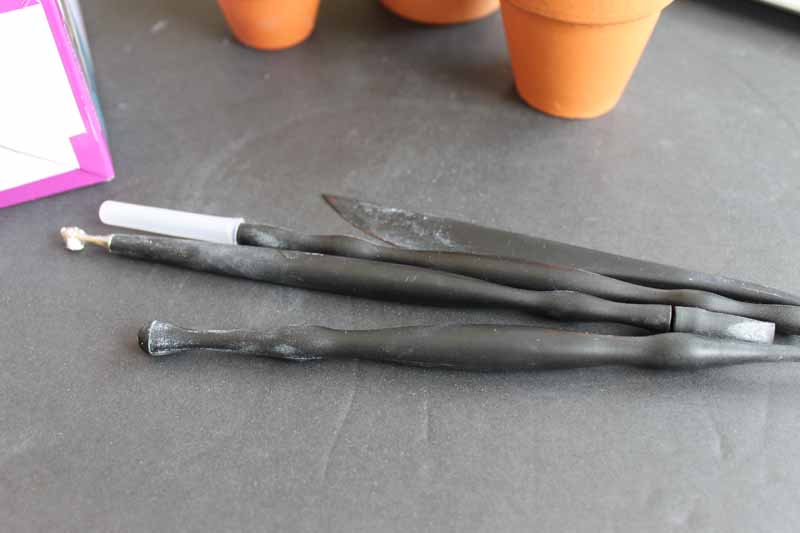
[
  {"left": 138, "top": 320, "right": 194, "bottom": 357},
  {"left": 138, "top": 321, "right": 157, "bottom": 355},
  {"left": 60, "top": 226, "right": 111, "bottom": 251},
  {"left": 673, "top": 307, "right": 775, "bottom": 344}
]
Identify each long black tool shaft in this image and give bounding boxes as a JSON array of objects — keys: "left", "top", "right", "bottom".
[
  {"left": 103, "top": 234, "right": 774, "bottom": 343},
  {"left": 322, "top": 194, "right": 800, "bottom": 306},
  {"left": 140, "top": 321, "right": 800, "bottom": 371},
  {"left": 109, "top": 234, "right": 670, "bottom": 331},
  {"left": 237, "top": 223, "right": 800, "bottom": 335}
]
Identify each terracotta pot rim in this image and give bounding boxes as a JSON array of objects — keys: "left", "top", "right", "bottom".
[
  {"left": 501, "top": 0, "right": 673, "bottom": 25},
  {"left": 380, "top": 0, "right": 500, "bottom": 25}
]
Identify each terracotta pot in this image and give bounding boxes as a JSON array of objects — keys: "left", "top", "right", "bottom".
[
  {"left": 500, "top": 0, "right": 673, "bottom": 119},
  {"left": 217, "top": 0, "right": 321, "bottom": 50},
  {"left": 381, "top": 0, "right": 499, "bottom": 24}
]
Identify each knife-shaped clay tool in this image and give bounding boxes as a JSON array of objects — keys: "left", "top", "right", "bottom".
[
  {"left": 97, "top": 201, "right": 800, "bottom": 335},
  {"left": 60, "top": 227, "right": 774, "bottom": 343},
  {"left": 139, "top": 320, "right": 799, "bottom": 371},
  {"left": 322, "top": 195, "right": 800, "bottom": 307}
]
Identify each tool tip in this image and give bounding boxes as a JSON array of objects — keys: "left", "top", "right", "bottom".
[
  {"left": 138, "top": 321, "right": 157, "bottom": 355},
  {"left": 673, "top": 307, "right": 776, "bottom": 344},
  {"left": 60, "top": 226, "right": 88, "bottom": 251},
  {"left": 138, "top": 320, "right": 186, "bottom": 357},
  {"left": 59, "top": 226, "right": 111, "bottom": 251},
  {"left": 321, "top": 193, "right": 353, "bottom": 209},
  {"left": 727, "top": 318, "right": 776, "bottom": 345}
]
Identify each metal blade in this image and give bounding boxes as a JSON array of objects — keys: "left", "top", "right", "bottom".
[{"left": 323, "top": 194, "right": 800, "bottom": 306}]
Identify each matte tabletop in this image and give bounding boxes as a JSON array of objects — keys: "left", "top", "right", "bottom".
[{"left": 2, "top": 1, "right": 800, "bottom": 531}]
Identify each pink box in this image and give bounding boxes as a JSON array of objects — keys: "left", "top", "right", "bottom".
[{"left": 0, "top": 0, "right": 114, "bottom": 208}]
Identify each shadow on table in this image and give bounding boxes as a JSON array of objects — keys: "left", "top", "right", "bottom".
[
  {"left": 320, "top": 3, "right": 527, "bottom": 111},
  {"left": 114, "top": 0, "right": 549, "bottom": 117}
]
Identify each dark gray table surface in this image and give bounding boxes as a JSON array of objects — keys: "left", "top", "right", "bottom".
[{"left": 3, "top": 0, "right": 800, "bottom": 531}]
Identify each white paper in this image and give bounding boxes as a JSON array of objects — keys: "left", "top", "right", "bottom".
[
  {"left": 0, "top": 3, "right": 86, "bottom": 192},
  {"left": 758, "top": 0, "right": 800, "bottom": 12}
]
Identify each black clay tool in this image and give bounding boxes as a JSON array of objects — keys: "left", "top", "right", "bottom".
[
  {"left": 139, "top": 320, "right": 800, "bottom": 371},
  {"left": 60, "top": 227, "right": 774, "bottom": 343},
  {"left": 323, "top": 195, "right": 800, "bottom": 307},
  {"left": 235, "top": 223, "right": 800, "bottom": 336},
  {"left": 95, "top": 201, "right": 800, "bottom": 335}
]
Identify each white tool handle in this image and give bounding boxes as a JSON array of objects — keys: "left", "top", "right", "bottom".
[{"left": 98, "top": 201, "right": 244, "bottom": 245}]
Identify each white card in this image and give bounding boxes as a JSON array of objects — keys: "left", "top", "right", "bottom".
[{"left": 0, "top": 3, "right": 86, "bottom": 192}]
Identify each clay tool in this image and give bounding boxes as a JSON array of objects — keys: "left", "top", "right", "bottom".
[
  {"left": 323, "top": 195, "right": 800, "bottom": 306},
  {"left": 60, "top": 226, "right": 774, "bottom": 343},
  {"left": 97, "top": 201, "right": 800, "bottom": 335},
  {"left": 139, "top": 320, "right": 800, "bottom": 371}
]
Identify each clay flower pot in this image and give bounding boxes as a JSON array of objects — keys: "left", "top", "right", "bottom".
[
  {"left": 217, "top": 0, "right": 321, "bottom": 50},
  {"left": 381, "top": 0, "right": 499, "bottom": 24},
  {"left": 500, "top": 0, "right": 673, "bottom": 119}
]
